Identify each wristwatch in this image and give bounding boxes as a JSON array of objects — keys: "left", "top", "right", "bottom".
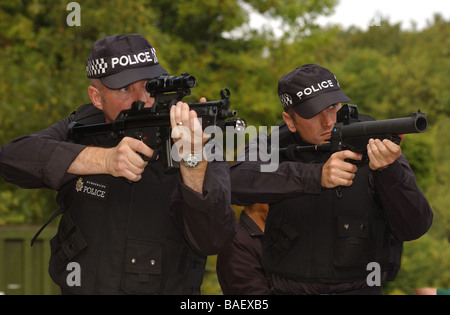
[{"left": 180, "top": 153, "right": 202, "bottom": 168}]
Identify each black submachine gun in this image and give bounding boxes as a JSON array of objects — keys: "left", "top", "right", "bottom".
[
  {"left": 281, "top": 104, "right": 428, "bottom": 163},
  {"left": 68, "top": 73, "right": 246, "bottom": 171}
]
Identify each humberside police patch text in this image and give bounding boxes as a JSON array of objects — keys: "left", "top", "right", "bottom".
[{"left": 75, "top": 177, "right": 109, "bottom": 201}]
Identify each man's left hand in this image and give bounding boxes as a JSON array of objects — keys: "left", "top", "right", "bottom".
[
  {"left": 367, "top": 138, "right": 402, "bottom": 171},
  {"left": 170, "top": 98, "right": 209, "bottom": 157}
]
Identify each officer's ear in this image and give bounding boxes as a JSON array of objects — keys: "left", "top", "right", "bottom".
[
  {"left": 88, "top": 81, "right": 104, "bottom": 111},
  {"left": 282, "top": 111, "right": 297, "bottom": 133}
]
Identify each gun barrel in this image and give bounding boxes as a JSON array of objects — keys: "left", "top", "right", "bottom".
[{"left": 339, "top": 112, "right": 428, "bottom": 138}]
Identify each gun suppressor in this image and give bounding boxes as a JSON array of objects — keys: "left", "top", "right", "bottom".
[{"left": 339, "top": 112, "right": 428, "bottom": 138}]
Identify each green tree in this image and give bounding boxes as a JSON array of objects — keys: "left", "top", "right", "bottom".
[{"left": 425, "top": 117, "right": 450, "bottom": 241}]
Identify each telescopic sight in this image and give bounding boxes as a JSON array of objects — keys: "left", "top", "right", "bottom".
[{"left": 146, "top": 74, "right": 197, "bottom": 94}]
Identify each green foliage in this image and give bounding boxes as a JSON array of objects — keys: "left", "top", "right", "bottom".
[
  {"left": 0, "top": 0, "right": 449, "bottom": 295},
  {"left": 384, "top": 235, "right": 450, "bottom": 295},
  {"left": 201, "top": 255, "right": 223, "bottom": 295},
  {"left": 425, "top": 117, "right": 450, "bottom": 242},
  {"left": 0, "top": 183, "right": 57, "bottom": 226},
  {"left": 400, "top": 134, "right": 435, "bottom": 191}
]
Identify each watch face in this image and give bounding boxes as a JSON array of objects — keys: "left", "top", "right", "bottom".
[{"left": 182, "top": 153, "right": 201, "bottom": 168}]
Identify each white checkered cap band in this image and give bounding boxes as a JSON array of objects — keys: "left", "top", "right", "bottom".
[
  {"left": 86, "top": 48, "right": 160, "bottom": 79},
  {"left": 280, "top": 93, "right": 293, "bottom": 109},
  {"left": 86, "top": 58, "right": 108, "bottom": 77}
]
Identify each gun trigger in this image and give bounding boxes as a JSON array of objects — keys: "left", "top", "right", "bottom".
[
  {"left": 134, "top": 131, "right": 151, "bottom": 162},
  {"left": 146, "top": 150, "right": 159, "bottom": 162},
  {"left": 344, "top": 158, "right": 361, "bottom": 165},
  {"left": 138, "top": 152, "right": 150, "bottom": 162}
]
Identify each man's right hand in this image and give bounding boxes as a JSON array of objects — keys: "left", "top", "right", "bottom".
[
  {"left": 68, "top": 137, "right": 154, "bottom": 182},
  {"left": 104, "top": 137, "right": 154, "bottom": 181},
  {"left": 321, "top": 150, "right": 362, "bottom": 188}
]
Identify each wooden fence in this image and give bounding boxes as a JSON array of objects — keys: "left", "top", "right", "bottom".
[{"left": 0, "top": 226, "right": 59, "bottom": 295}]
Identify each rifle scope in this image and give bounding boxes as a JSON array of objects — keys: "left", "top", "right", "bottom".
[{"left": 146, "top": 73, "right": 197, "bottom": 95}]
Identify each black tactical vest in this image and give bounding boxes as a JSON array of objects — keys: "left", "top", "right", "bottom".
[
  {"left": 48, "top": 104, "right": 206, "bottom": 294},
  {"left": 262, "top": 123, "right": 401, "bottom": 283}
]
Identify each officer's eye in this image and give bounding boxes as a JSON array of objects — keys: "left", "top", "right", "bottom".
[
  {"left": 328, "top": 103, "right": 341, "bottom": 111},
  {"left": 120, "top": 86, "right": 130, "bottom": 93}
]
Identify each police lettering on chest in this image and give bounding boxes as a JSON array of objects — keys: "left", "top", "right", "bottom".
[{"left": 75, "top": 177, "right": 109, "bottom": 200}]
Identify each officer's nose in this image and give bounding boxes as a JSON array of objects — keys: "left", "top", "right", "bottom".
[
  {"left": 136, "top": 83, "right": 155, "bottom": 108},
  {"left": 318, "top": 111, "right": 334, "bottom": 128}
]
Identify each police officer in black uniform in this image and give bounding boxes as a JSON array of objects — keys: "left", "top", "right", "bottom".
[
  {"left": 0, "top": 34, "right": 236, "bottom": 294},
  {"left": 230, "top": 64, "right": 433, "bottom": 295}
]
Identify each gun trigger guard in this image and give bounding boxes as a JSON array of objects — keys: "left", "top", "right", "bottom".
[
  {"left": 391, "top": 135, "right": 401, "bottom": 145},
  {"left": 138, "top": 152, "right": 150, "bottom": 162},
  {"left": 147, "top": 150, "right": 159, "bottom": 162}
]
